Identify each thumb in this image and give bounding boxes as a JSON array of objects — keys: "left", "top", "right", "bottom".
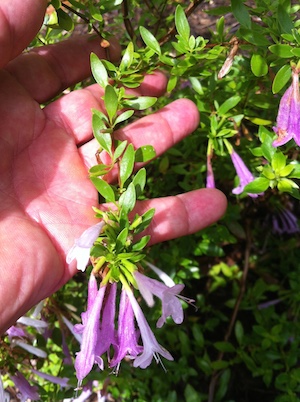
[{"left": 0, "top": 0, "right": 47, "bottom": 68}]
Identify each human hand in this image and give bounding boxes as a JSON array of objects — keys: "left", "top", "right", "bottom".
[{"left": 0, "top": 0, "right": 227, "bottom": 334}]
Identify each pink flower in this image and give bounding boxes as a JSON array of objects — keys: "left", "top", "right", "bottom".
[
  {"left": 134, "top": 271, "right": 185, "bottom": 328},
  {"left": 125, "top": 288, "right": 173, "bottom": 369},
  {"left": 11, "top": 372, "right": 39, "bottom": 402},
  {"left": 110, "top": 289, "right": 142, "bottom": 369},
  {"left": 230, "top": 150, "right": 260, "bottom": 198},
  {"left": 273, "top": 69, "right": 300, "bottom": 147},
  {"left": 66, "top": 222, "right": 104, "bottom": 271}
]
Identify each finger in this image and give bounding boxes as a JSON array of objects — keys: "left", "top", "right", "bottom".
[
  {"left": 44, "top": 71, "right": 168, "bottom": 144},
  {"left": 5, "top": 34, "right": 121, "bottom": 103},
  {"left": 78, "top": 98, "right": 200, "bottom": 179},
  {"left": 133, "top": 189, "right": 227, "bottom": 245},
  {"left": 0, "top": 0, "right": 47, "bottom": 68}
]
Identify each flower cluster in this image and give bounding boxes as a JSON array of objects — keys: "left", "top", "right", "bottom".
[{"left": 67, "top": 223, "right": 191, "bottom": 384}]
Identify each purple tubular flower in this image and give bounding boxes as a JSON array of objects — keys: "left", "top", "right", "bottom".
[
  {"left": 272, "top": 208, "right": 299, "bottom": 235},
  {"left": 6, "top": 325, "right": 28, "bottom": 340},
  {"left": 230, "top": 150, "right": 259, "bottom": 198},
  {"left": 206, "top": 152, "right": 215, "bottom": 189},
  {"left": 66, "top": 222, "right": 104, "bottom": 272},
  {"left": 273, "top": 69, "right": 300, "bottom": 147},
  {"left": 75, "top": 283, "right": 106, "bottom": 381},
  {"left": 11, "top": 372, "right": 39, "bottom": 402},
  {"left": 32, "top": 369, "right": 69, "bottom": 388},
  {"left": 134, "top": 271, "right": 185, "bottom": 328},
  {"left": 125, "top": 288, "right": 173, "bottom": 369},
  {"left": 110, "top": 288, "right": 142, "bottom": 369},
  {"left": 94, "top": 283, "right": 117, "bottom": 363}
]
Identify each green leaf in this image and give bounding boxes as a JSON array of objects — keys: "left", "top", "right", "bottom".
[
  {"left": 231, "top": 0, "right": 251, "bottom": 29},
  {"left": 244, "top": 177, "right": 270, "bottom": 193},
  {"left": 119, "top": 42, "right": 134, "bottom": 71},
  {"left": 90, "top": 53, "right": 108, "bottom": 88},
  {"left": 134, "top": 208, "right": 155, "bottom": 234},
  {"left": 214, "top": 341, "right": 235, "bottom": 353},
  {"left": 139, "top": 26, "right": 161, "bottom": 55},
  {"left": 92, "top": 112, "right": 112, "bottom": 155},
  {"left": 119, "top": 144, "right": 135, "bottom": 187},
  {"left": 288, "top": 163, "right": 300, "bottom": 179},
  {"left": 114, "top": 140, "right": 128, "bottom": 160},
  {"left": 291, "top": 48, "right": 300, "bottom": 57},
  {"left": 278, "top": 3, "right": 294, "bottom": 34},
  {"left": 272, "top": 64, "right": 291, "bottom": 94},
  {"left": 116, "top": 228, "right": 128, "bottom": 253},
  {"left": 132, "top": 235, "right": 150, "bottom": 251},
  {"left": 123, "top": 96, "right": 157, "bottom": 110},
  {"left": 167, "top": 75, "right": 178, "bottom": 92},
  {"left": 278, "top": 178, "right": 299, "bottom": 192},
  {"left": 89, "top": 3, "right": 103, "bottom": 22},
  {"left": 135, "top": 145, "right": 156, "bottom": 163},
  {"left": 56, "top": 8, "right": 74, "bottom": 31},
  {"left": 251, "top": 54, "right": 268, "bottom": 77},
  {"left": 279, "top": 164, "right": 295, "bottom": 177},
  {"left": 132, "top": 168, "right": 146, "bottom": 197},
  {"left": 218, "top": 96, "right": 241, "bottom": 115},
  {"left": 235, "top": 320, "right": 244, "bottom": 345},
  {"left": 211, "top": 360, "right": 229, "bottom": 370},
  {"left": 175, "top": 5, "right": 190, "bottom": 42},
  {"left": 68, "top": 0, "right": 86, "bottom": 9},
  {"left": 89, "top": 164, "right": 111, "bottom": 177},
  {"left": 269, "top": 44, "right": 293, "bottom": 58},
  {"left": 114, "top": 110, "right": 134, "bottom": 126},
  {"left": 51, "top": 0, "right": 61, "bottom": 9},
  {"left": 271, "top": 152, "right": 286, "bottom": 171},
  {"left": 119, "top": 182, "right": 136, "bottom": 213},
  {"left": 90, "top": 177, "right": 115, "bottom": 202},
  {"left": 104, "top": 85, "right": 118, "bottom": 123}
]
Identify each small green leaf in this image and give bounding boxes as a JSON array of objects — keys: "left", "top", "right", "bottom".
[
  {"left": 278, "top": 3, "right": 294, "bottom": 34},
  {"left": 92, "top": 112, "right": 112, "bottom": 155},
  {"left": 235, "top": 320, "right": 244, "bottom": 345},
  {"left": 135, "top": 145, "right": 156, "bottom": 163},
  {"left": 139, "top": 26, "right": 161, "bottom": 55},
  {"left": 251, "top": 54, "right": 268, "bottom": 77},
  {"left": 132, "top": 168, "right": 146, "bottom": 197},
  {"left": 134, "top": 208, "right": 155, "bottom": 234},
  {"left": 278, "top": 178, "right": 299, "bottom": 192},
  {"left": 272, "top": 64, "right": 291, "bottom": 94},
  {"left": 51, "top": 0, "right": 61, "bottom": 9},
  {"left": 279, "top": 164, "right": 295, "bottom": 177},
  {"left": 167, "top": 75, "right": 178, "bottom": 92},
  {"left": 120, "top": 144, "right": 135, "bottom": 187},
  {"left": 90, "top": 53, "right": 108, "bottom": 88},
  {"left": 90, "top": 177, "right": 115, "bottom": 202},
  {"left": 269, "top": 44, "right": 293, "bottom": 58},
  {"left": 271, "top": 152, "right": 286, "bottom": 171},
  {"left": 119, "top": 183, "right": 136, "bottom": 213},
  {"left": 120, "top": 42, "right": 134, "bottom": 71},
  {"left": 211, "top": 360, "right": 229, "bottom": 370},
  {"left": 114, "top": 110, "right": 134, "bottom": 126},
  {"left": 291, "top": 48, "right": 300, "bottom": 57},
  {"left": 132, "top": 235, "right": 150, "bottom": 251},
  {"left": 104, "top": 85, "right": 118, "bottom": 123},
  {"left": 89, "top": 3, "right": 103, "bottom": 22},
  {"left": 214, "top": 342, "right": 235, "bottom": 353},
  {"left": 231, "top": 0, "right": 251, "bottom": 29},
  {"left": 244, "top": 177, "right": 270, "bottom": 193},
  {"left": 116, "top": 228, "right": 128, "bottom": 253},
  {"left": 89, "top": 164, "right": 111, "bottom": 177},
  {"left": 218, "top": 96, "right": 241, "bottom": 115},
  {"left": 175, "top": 5, "right": 190, "bottom": 42},
  {"left": 56, "top": 8, "right": 74, "bottom": 31},
  {"left": 123, "top": 96, "right": 157, "bottom": 110},
  {"left": 114, "top": 140, "right": 128, "bottom": 160}
]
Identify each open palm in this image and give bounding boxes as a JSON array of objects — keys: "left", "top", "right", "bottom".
[{"left": 0, "top": 0, "right": 227, "bottom": 333}]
